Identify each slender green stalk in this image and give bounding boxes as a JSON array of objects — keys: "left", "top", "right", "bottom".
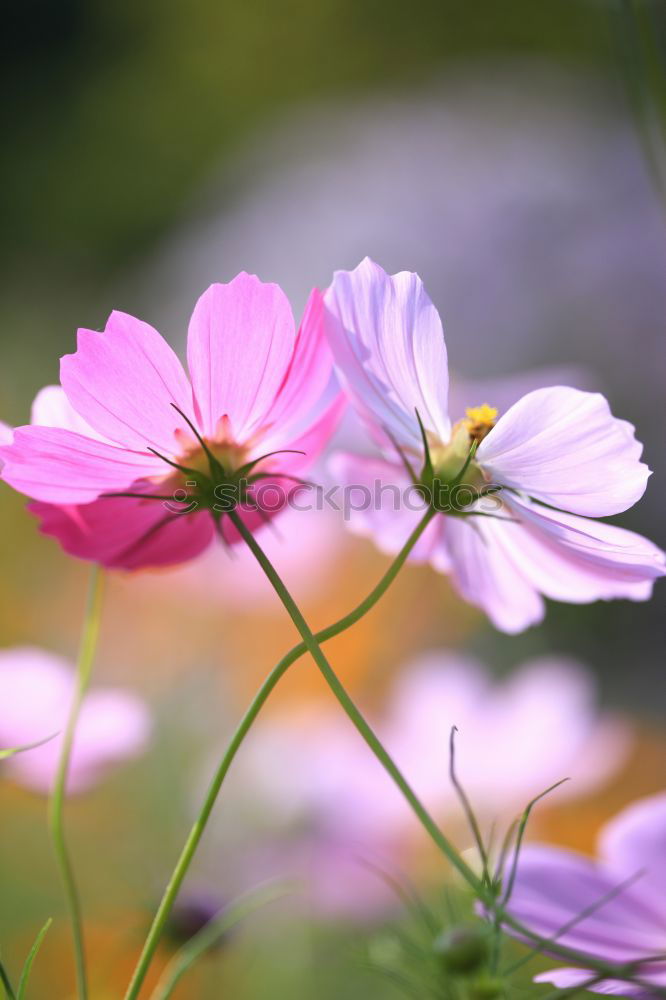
[
  {"left": 48, "top": 566, "right": 105, "bottom": 1000},
  {"left": 229, "top": 508, "right": 481, "bottom": 892},
  {"left": 230, "top": 515, "right": 666, "bottom": 994},
  {"left": 149, "top": 883, "right": 289, "bottom": 1000},
  {"left": 124, "top": 509, "right": 437, "bottom": 999}
]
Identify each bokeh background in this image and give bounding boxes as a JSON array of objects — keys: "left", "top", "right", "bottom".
[{"left": 0, "top": 2, "right": 665, "bottom": 997}]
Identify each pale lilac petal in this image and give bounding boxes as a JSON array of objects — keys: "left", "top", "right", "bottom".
[
  {"left": 0, "top": 426, "right": 164, "bottom": 504},
  {"left": 30, "top": 494, "right": 214, "bottom": 570},
  {"left": 60, "top": 310, "right": 194, "bottom": 451},
  {"left": 477, "top": 387, "right": 650, "bottom": 516},
  {"left": 505, "top": 494, "right": 665, "bottom": 600},
  {"left": 66, "top": 690, "right": 151, "bottom": 791},
  {"left": 384, "top": 657, "right": 627, "bottom": 822},
  {"left": 384, "top": 655, "right": 491, "bottom": 813},
  {"left": 0, "top": 421, "right": 13, "bottom": 446},
  {"left": 456, "top": 658, "right": 630, "bottom": 805},
  {"left": 508, "top": 845, "right": 665, "bottom": 961},
  {"left": 534, "top": 969, "right": 653, "bottom": 997},
  {"left": 0, "top": 647, "right": 71, "bottom": 750},
  {"left": 444, "top": 515, "right": 544, "bottom": 633},
  {"left": 328, "top": 451, "right": 447, "bottom": 564},
  {"left": 0, "top": 647, "right": 151, "bottom": 794},
  {"left": 187, "top": 274, "right": 296, "bottom": 440},
  {"left": 600, "top": 792, "right": 666, "bottom": 921},
  {"left": 324, "top": 258, "right": 450, "bottom": 452}
]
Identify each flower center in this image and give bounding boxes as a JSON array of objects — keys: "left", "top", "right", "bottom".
[
  {"left": 415, "top": 402, "right": 501, "bottom": 515},
  {"left": 427, "top": 403, "right": 498, "bottom": 481},
  {"left": 462, "top": 404, "right": 498, "bottom": 443}
]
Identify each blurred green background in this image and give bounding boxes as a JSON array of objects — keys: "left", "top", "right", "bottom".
[{"left": 0, "top": 1, "right": 665, "bottom": 998}]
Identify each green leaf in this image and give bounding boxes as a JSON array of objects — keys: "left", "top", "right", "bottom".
[
  {"left": 0, "top": 958, "right": 16, "bottom": 1000},
  {"left": 17, "top": 919, "right": 52, "bottom": 1000},
  {"left": 150, "top": 882, "right": 290, "bottom": 1000}
]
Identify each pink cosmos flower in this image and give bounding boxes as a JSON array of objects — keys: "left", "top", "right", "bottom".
[
  {"left": 235, "top": 655, "right": 629, "bottom": 916},
  {"left": 0, "top": 646, "right": 151, "bottom": 793},
  {"left": 506, "top": 791, "right": 666, "bottom": 997},
  {"left": 323, "top": 258, "right": 665, "bottom": 633},
  {"left": 0, "top": 275, "right": 342, "bottom": 569}
]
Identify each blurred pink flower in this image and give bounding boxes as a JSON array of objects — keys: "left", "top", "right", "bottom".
[
  {"left": 238, "top": 655, "right": 630, "bottom": 916},
  {"left": 0, "top": 274, "right": 342, "bottom": 569},
  {"left": 507, "top": 791, "right": 666, "bottom": 997},
  {"left": 0, "top": 646, "right": 151, "bottom": 793},
  {"left": 324, "top": 258, "right": 665, "bottom": 633}
]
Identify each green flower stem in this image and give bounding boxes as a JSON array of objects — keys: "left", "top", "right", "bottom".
[
  {"left": 124, "top": 507, "right": 440, "bottom": 1000},
  {"left": 48, "top": 565, "right": 105, "bottom": 1000},
  {"left": 230, "top": 517, "right": 666, "bottom": 993},
  {"left": 149, "top": 882, "right": 289, "bottom": 1000},
  {"left": 229, "top": 508, "right": 481, "bottom": 894}
]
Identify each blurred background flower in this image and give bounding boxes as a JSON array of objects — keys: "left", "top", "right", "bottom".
[
  {"left": 0, "top": 2, "right": 665, "bottom": 997},
  {"left": 0, "top": 646, "right": 150, "bottom": 793},
  {"left": 203, "top": 654, "right": 631, "bottom": 919}
]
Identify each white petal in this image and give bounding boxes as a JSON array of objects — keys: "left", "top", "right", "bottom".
[
  {"left": 324, "top": 258, "right": 450, "bottom": 453},
  {"left": 477, "top": 387, "right": 650, "bottom": 516}
]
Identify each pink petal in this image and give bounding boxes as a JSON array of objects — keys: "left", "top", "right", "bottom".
[
  {"left": 0, "top": 426, "right": 164, "bottom": 503},
  {"left": 477, "top": 387, "right": 650, "bottom": 516},
  {"left": 600, "top": 792, "right": 666, "bottom": 921},
  {"left": 327, "top": 451, "right": 447, "bottom": 564},
  {"left": 30, "top": 494, "right": 214, "bottom": 570},
  {"left": 444, "top": 514, "right": 545, "bottom": 633},
  {"left": 508, "top": 844, "right": 665, "bottom": 961},
  {"left": 187, "top": 273, "right": 296, "bottom": 441},
  {"left": 505, "top": 494, "right": 665, "bottom": 600},
  {"left": 266, "top": 393, "right": 347, "bottom": 476},
  {"left": 61, "top": 310, "right": 194, "bottom": 451},
  {"left": 323, "top": 258, "right": 450, "bottom": 453},
  {"left": 263, "top": 288, "right": 342, "bottom": 443}
]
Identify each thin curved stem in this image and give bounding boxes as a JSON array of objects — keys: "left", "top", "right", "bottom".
[
  {"left": 229, "top": 508, "right": 480, "bottom": 892},
  {"left": 124, "top": 509, "right": 438, "bottom": 999},
  {"left": 149, "top": 882, "right": 289, "bottom": 1000},
  {"left": 230, "top": 518, "right": 662, "bottom": 992},
  {"left": 48, "top": 566, "right": 105, "bottom": 1000}
]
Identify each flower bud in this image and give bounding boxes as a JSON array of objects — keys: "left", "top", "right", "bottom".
[
  {"left": 433, "top": 925, "right": 488, "bottom": 975},
  {"left": 468, "top": 975, "right": 505, "bottom": 999}
]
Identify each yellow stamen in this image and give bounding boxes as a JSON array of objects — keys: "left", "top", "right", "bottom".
[{"left": 463, "top": 403, "right": 498, "bottom": 442}]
